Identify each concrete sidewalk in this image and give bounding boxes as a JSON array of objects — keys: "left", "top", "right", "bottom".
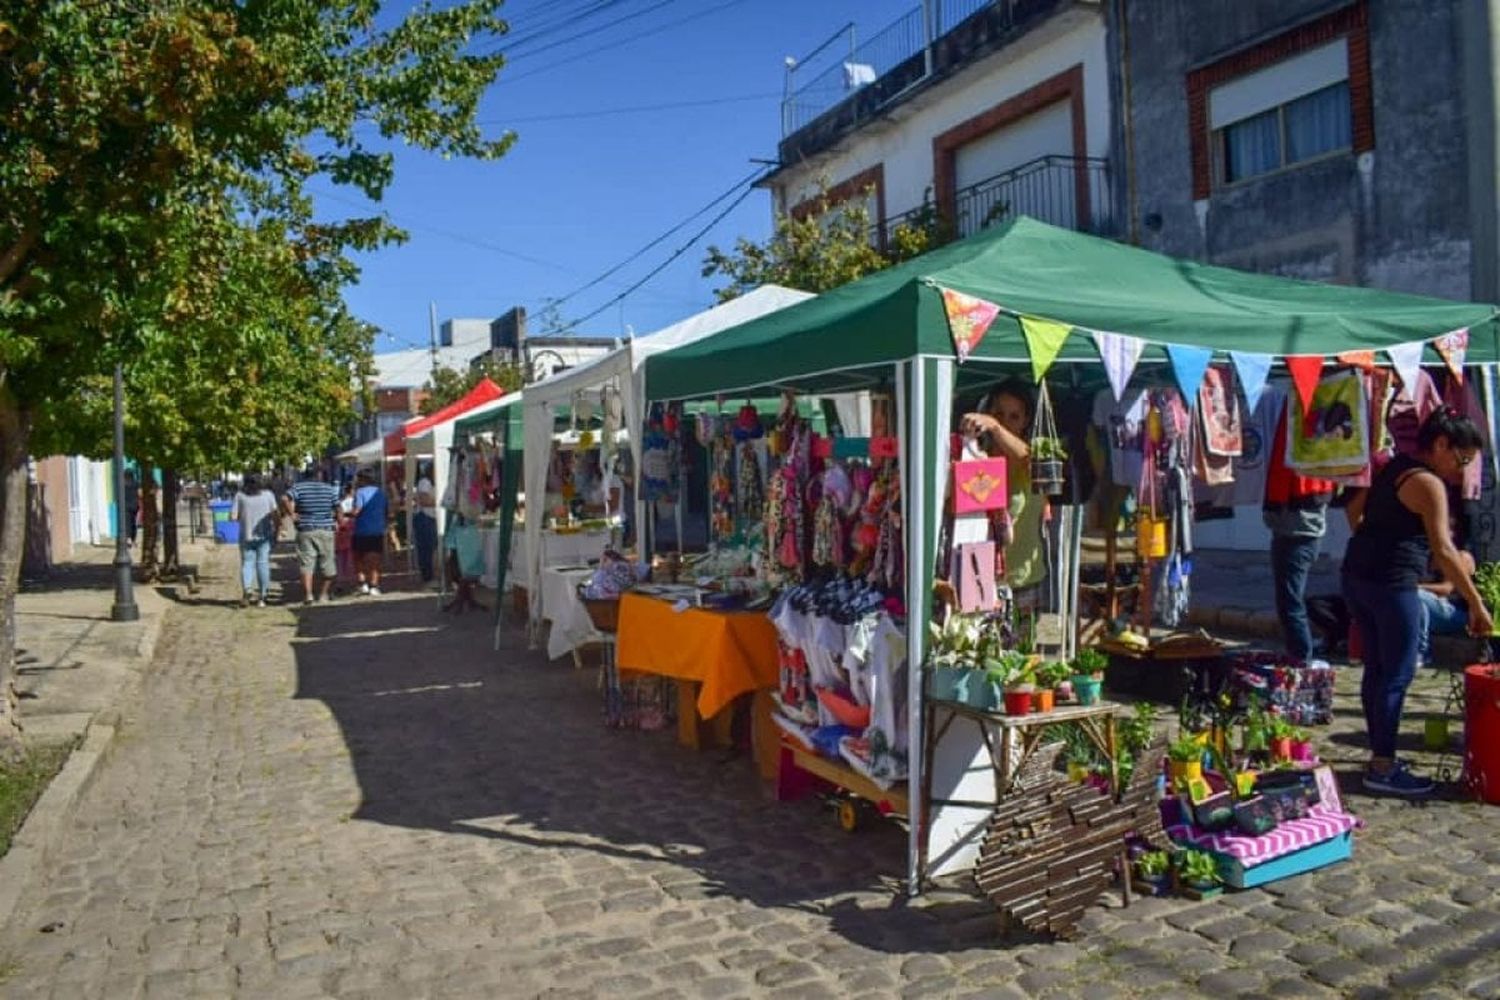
[{"left": 13, "top": 543, "right": 184, "bottom": 746}]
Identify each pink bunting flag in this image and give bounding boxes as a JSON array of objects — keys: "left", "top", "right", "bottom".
[
  {"left": 1433, "top": 328, "right": 1469, "bottom": 383},
  {"left": 1284, "top": 355, "right": 1324, "bottom": 416},
  {"left": 940, "top": 287, "right": 1001, "bottom": 362}
]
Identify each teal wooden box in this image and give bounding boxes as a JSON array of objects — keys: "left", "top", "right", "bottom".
[{"left": 1215, "top": 830, "right": 1354, "bottom": 889}]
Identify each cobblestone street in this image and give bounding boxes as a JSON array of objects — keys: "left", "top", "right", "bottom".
[{"left": 1, "top": 550, "right": 1499, "bottom": 999}]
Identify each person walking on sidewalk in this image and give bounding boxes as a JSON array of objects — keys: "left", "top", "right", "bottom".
[
  {"left": 412, "top": 462, "right": 438, "bottom": 586},
  {"left": 283, "top": 468, "right": 340, "bottom": 605},
  {"left": 232, "top": 472, "right": 280, "bottom": 607},
  {"left": 1262, "top": 405, "right": 1335, "bottom": 663},
  {"left": 351, "top": 469, "right": 387, "bottom": 595},
  {"left": 1342, "top": 407, "right": 1492, "bottom": 796}
]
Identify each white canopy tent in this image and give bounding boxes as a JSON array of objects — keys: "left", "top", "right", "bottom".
[
  {"left": 335, "top": 437, "right": 390, "bottom": 465},
  {"left": 521, "top": 285, "right": 815, "bottom": 631},
  {"left": 405, "top": 392, "right": 523, "bottom": 593}
]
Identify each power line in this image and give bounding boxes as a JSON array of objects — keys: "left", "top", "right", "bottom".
[
  {"left": 477, "top": 91, "right": 779, "bottom": 125},
  {"left": 547, "top": 165, "right": 762, "bottom": 311},
  {"left": 500, "top": 0, "right": 676, "bottom": 62},
  {"left": 495, "top": 0, "right": 627, "bottom": 56},
  {"left": 308, "top": 186, "right": 704, "bottom": 309},
  {"left": 557, "top": 173, "right": 761, "bottom": 334},
  {"left": 502, "top": 0, "right": 752, "bottom": 85}
]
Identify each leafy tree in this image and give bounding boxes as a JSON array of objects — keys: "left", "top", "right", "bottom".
[
  {"left": 702, "top": 186, "right": 949, "bottom": 302},
  {"left": 0, "top": 0, "right": 512, "bottom": 753},
  {"left": 419, "top": 355, "right": 524, "bottom": 415}
]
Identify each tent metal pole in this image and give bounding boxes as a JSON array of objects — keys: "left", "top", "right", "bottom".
[{"left": 899, "top": 359, "right": 922, "bottom": 897}]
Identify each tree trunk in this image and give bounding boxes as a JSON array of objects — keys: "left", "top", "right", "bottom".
[
  {"left": 0, "top": 387, "right": 31, "bottom": 760},
  {"left": 161, "top": 468, "right": 179, "bottom": 577},
  {"left": 138, "top": 462, "right": 159, "bottom": 582}
]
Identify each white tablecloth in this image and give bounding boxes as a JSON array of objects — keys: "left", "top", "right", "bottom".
[
  {"left": 541, "top": 566, "right": 601, "bottom": 661},
  {"left": 506, "top": 528, "right": 612, "bottom": 591}
]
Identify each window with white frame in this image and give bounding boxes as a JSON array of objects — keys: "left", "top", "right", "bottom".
[{"left": 1210, "top": 41, "right": 1353, "bottom": 185}]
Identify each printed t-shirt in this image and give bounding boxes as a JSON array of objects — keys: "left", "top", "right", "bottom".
[
  {"left": 1090, "top": 387, "right": 1149, "bottom": 491},
  {"left": 352, "top": 484, "right": 387, "bottom": 537}
]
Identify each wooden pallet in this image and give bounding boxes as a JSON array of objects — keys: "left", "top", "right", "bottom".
[{"left": 974, "top": 738, "right": 1166, "bottom": 940}]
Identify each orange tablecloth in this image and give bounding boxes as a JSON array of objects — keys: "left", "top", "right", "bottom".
[{"left": 615, "top": 592, "right": 779, "bottom": 718}]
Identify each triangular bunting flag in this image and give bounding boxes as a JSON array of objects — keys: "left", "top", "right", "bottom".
[
  {"left": 940, "top": 287, "right": 1002, "bottom": 363},
  {"left": 1019, "top": 315, "right": 1072, "bottom": 382},
  {"left": 1387, "top": 341, "right": 1425, "bottom": 401},
  {"left": 1092, "top": 330, "right": 1145, "bottom": 401},
  {"left": 1228, "top": 351, "right": 1273, "bottom": 413},
  {"left": 1165, "top": 344, "right": 1214, "bottom": 403},
  {"left": 1433, "top": 328, "right": 1469, "bottom": 383},
  {"left": 1336, "top": 349, "right": 1376, "bottom": 371},
  {"left": 1285, "top": 355, "right": 1325, "bottom": 416}
]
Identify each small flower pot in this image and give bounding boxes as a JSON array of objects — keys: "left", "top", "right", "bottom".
[
  {"left": 1289, "top": 739, "right": 1315, "bottom": 763},
  {"left": 1234, "top": 771, "right": 1258, "bottom": 798},
  {"left": 1169, "top": 758, "right": 1204, "bottom": 786},
  {"left": 1030, "top": 459, "right": 1064, "bottom": 496},
  {"left": 1131, "top": 874, "right": 1172, "bottom": 897},
  {"left": 958, "top": 672, "right": 997, "bottom": 711},
  {"left": 1269, "top": 737, "right": 1293, "bottom": 762},
  {"left": 1033, "top": 687, "right": 1055, "bottom": 713},
  {"left": 1055, "top": 679, "right": 1074, "bottom": 701},
  {"left": 1067, "top": 761, "right": 1090, "bottom": 782},
  {"left": 1179, "top": 879, "right": 1223, "bottom": 901},
  {"left": 1072, "top": 674, "right": 1103, "bottom": 705},
  {"left": 1002, "top": 689, "right": 1034, "bottom": 716},
  {"left": 928, "top": 665, "right": 962, "bottom": 702}
]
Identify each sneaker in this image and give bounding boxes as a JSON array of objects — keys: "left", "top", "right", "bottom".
[
  {"left": 303, "top": 597, "right": 314, "bottom": 608},
  {"left": 1363, "top": 760, "right": 1435, "bottom": 796},
  {"left": 257, "top": 598, "right": 267, "bottom": 608},
  {"left": 360, "top": 583, "right": 371, "bottom": 596},
  {"left": 368, "top": 586, "right": 382, "bottom": 597}
]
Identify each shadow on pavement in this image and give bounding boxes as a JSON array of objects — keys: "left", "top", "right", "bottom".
[{"left": 289, "top": 594, "right": 1002, "bottom": 952}]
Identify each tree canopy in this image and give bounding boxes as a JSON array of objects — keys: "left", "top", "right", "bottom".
[
  {"left": 0, "top": 0, "right": 515, "bottom": 748},
  {"left": 702, "top": 187, "right": 947, "bottom": 302},
  {"left": 419, "top": 355, "right": 524, "bottom": 416}
]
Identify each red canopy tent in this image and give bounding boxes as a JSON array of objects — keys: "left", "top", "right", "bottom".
[{"left": 383, "top": 378, "right": 507, "bottom": 458}]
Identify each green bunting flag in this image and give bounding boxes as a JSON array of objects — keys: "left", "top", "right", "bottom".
[{"left": 1019, "top": 315, "right": 1072, "bottom": 383}]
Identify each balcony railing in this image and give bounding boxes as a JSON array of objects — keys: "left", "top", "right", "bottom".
[
  {"left": 781, "top": 1, "right": 1006, "bottom": 137},
  {"left": 874, "top": 155, "right": 1116, "bottom": 247},
  {"left": 953, "top": 154, "right": 1115, "bottom": 238}
]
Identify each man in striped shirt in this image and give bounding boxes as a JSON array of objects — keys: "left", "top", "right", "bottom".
[{"left": 282, "top": 469, "right": 341, "bottom": 605}]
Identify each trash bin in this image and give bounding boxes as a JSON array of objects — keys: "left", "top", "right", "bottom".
[
  {"left": 1464, "top": 664, "right": 1500, "bottom": 804},
  {"left": 210, "top": 500, "right": 239, "bottom": 544}
]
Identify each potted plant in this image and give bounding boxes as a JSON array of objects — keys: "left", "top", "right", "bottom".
[
  {"left": 1034, "top": 660, "right": 1070, "bottom": 712},
  {"left": 1070, "top": 647, "right": 1108, "bottom": 706},
  {"left": 1241, "top": 698, "right": 1269, "bottom": 756},
  {"left": 1000, "top": 657, "right": 1036, "bottom": 716},
  {"left": 1473, "top": 561, "right": 1500, "bottom": 634},
  {"left": 1132, "top": 849, "right": 1172, "bottom": 896},
  {"left": 1288, "top": 728, "right": 1315, "bottom": 763},
  {"left": 1065, "top": 744, "right": 1094, "bottom": 782},
  {"left": 1174, "top": 849, "right": 1224, "bottom": 900},
  {"left": 1167, "top": 733, "right": 1205, "bottom": 786},
  {"left": 1267, "top": 716, "right": 1296, "bottom": 763},
  {"left": 926, "top": 614, "right": 981, "bottom": 702},
  {"left": 1029, "top": 436, "right": 1068, "bottom": 495}
]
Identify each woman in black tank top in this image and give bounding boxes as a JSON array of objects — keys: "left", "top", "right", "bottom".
[{"left": 1341, "top": 407, "right": 1488, "bottom": 796}]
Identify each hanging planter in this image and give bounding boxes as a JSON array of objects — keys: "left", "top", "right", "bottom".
[{"left": 1027, "top": 380, "right": 1067, "bottom": 497}]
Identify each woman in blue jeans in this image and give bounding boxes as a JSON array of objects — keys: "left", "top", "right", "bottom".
[
  {"left": 1342, "top": 408, "right": 1491, "bottom": 795},
  {"left": 232, "top": 473, "right": 281, "bottom": 607}
]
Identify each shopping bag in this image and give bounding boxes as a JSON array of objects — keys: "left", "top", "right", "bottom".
[{"left": 952, "top": 437, "right": 1008, "bottom": 514}]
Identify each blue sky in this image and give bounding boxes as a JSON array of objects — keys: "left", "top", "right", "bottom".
[{"left": 322, "top": 0, "right": 915, "bottom": 353}]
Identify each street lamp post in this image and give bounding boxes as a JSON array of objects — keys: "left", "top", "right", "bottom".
[{"left": 110, "top": 362, "right": 139, "bottom": 623}]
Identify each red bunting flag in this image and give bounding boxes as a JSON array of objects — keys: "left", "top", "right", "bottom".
[
  {"left": 940, "top": 287, "right": 1001, "bottom": 362},
  {"left": 1285, "top": 355, "right": 1324, "bottom": 416}
]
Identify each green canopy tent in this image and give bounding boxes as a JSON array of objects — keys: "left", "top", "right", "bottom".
[
  {"left": 643, "top": 215, "right": 1500, "bottom": 892},
  {"left": 452, "top": 394, "right": 526, "bottom": 652}
]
